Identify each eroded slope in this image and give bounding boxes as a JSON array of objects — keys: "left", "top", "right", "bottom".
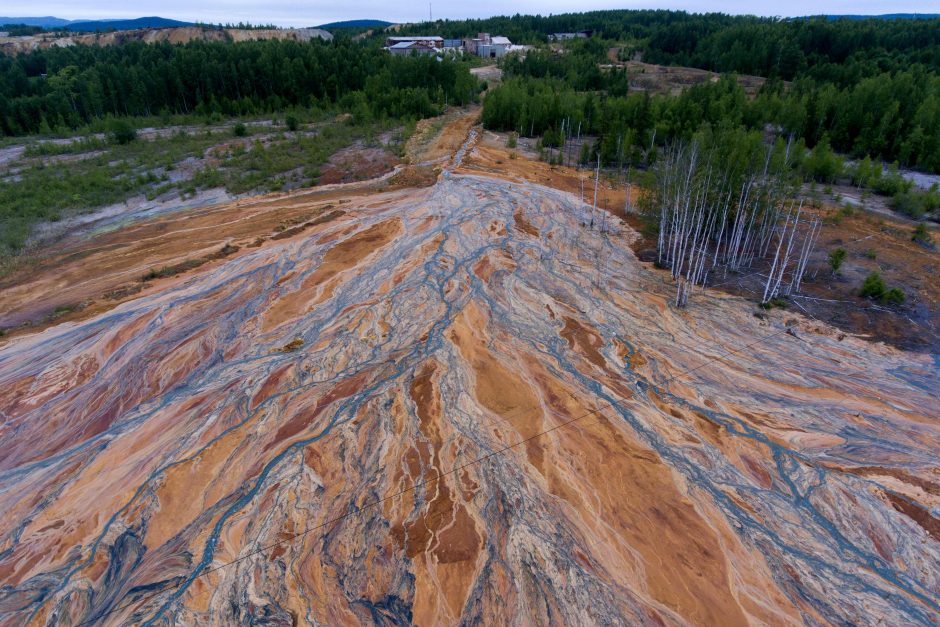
[{"left": 0, "top": 169, "right": 938, "bottom": 625}]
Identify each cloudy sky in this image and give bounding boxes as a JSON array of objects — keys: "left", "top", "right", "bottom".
[{"left": 2, "top": 0, "right": 937, "bottom": 27}]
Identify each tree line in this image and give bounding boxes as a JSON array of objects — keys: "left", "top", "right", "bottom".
[
  {"left": 0, "top": 39, "right": 482, "bottom": 136},
  {"left": 483, "top": 53, "right": 940, "bottom": 173},
  {"left": 394, "top": 10, "right": 940, "bottom": 82},
  {"left": 649, "top": 128, "right": 819, "bottom": 307}
]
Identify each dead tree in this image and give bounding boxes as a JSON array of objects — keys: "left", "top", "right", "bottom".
[
  {"left": 652, "top": 139, "right": 819, "bottom": 308},
  {"left": 590, "top": 154, "right": 600, "bottom": 229}
]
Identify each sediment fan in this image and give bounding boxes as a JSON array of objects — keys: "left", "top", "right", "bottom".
[{"left": 0, "top": 163, "right": 936, "bottom": 624}]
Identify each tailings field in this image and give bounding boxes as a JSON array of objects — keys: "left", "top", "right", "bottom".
[{"left": 0, "top": 118, "right": 938, "bottom": 625}]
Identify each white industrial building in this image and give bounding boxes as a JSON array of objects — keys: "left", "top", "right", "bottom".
[
  {"left": 384, "top": 35, "right": 443, "bottom": 56},
  {"left": 383, "top": 33, "right": 519, "bottom": 59},
  {"left": 387, "top": 41, "right": 442, "bottom": 56},
  {"left": 464, "top": 33, "right": 513, "bottom": 58}
]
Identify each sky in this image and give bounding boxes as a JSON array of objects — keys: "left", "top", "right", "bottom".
[{"left": 2, "top": 0, "right": 938, "bottom": 27}]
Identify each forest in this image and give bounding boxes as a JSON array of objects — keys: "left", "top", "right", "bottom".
[
  {"left": 1, "top": 11, "right": 938, "bottom": 257},
  {"left": 393, "top": 11, "right": 940, "bottom": 175},
  {"left": 0, "top": 39, "right": 483, "bottom": 256},
  {"left": 482, "top": 29, "right": 940, "bottom": 176},
  {"left": 0, "top": 39, "right": 481, "bottom": 136},
  {"left": 395, "top": 11, "right": 940, "bottom": 80}
]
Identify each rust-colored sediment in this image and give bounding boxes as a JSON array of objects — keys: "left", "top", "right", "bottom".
[{"left": 0, "top": 114, "right": 937, "bottom": 625}]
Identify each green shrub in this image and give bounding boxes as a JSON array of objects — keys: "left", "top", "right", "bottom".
[
  {"left": 109, "top": 119, "right": 137, "bottom": 145},
  {"left": 859, "top": 272, "right": 887, "bottom": 300},
  {"left": 233, "top": 122, "right": 248, "bottom": 137},
  {"left": 285, "top": 115, "right": 299, "bottom": 132},
  {"left": 828, "top": 247, "right": 847, "bottom": 273},
  {"left": 759, "top": 297, "right": 788, "bottom": 310},
  {"left": 892, "top": 184, "right": 939, "bottom": 219},
  {"left": 507, "top": 133, "right": 517, "bottom": 148},
  {"left": 859, "top": 272, "right": 905, "bottom": 305},
  {"left": 912, "top": 222, "right": 932, "bottom": 244},
  {"left": 802, "top": 138, "right": 843, "bottom": 183},
  {"left": 882, "top": 287, "right": 905, "bottom": 305},
  {"left": 541, "top": 128, "right": 563, "bottom": 148},
  {"left": 893, "top": 191, "right": 927, "bottom": 218},
  {"left": 871, "top": 163, "right": 912, "bottom": 196}
]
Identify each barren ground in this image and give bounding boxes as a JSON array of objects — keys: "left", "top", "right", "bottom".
[
  {"left": 0, "top": 109, "right": 937, "bottom": 626},
  {"left": 603, "top": 54, "right": 770, "bottom": 97},
  {"left": 470, "top": 128, "right": 940, "bottom": 352}
]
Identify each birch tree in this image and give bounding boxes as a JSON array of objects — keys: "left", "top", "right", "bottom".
[{"left": 650, "top": 131, "right": 820, "bottom": 307}]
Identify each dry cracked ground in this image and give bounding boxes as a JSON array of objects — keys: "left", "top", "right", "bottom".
[{"left": 0, "top": 114, "right": 938, "bottom": 626}]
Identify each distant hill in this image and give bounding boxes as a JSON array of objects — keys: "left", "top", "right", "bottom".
[
  {"left": 0, "top": 25, "right": 333, "bottom": 56},
  {"left": 318, "top": 19, "right": 393, "bottom": 30},
  {"left": 0, "top": 16, "right": 76, "bottom": 28},
  {"left": 801, "top": 13, "right": 940, "bottom": 20},
  {"left": 1, "top": 16, "right": 197, "bottom": 32},
  {"left": 64, "top": 17, "right": 194, "bottom": 32}
]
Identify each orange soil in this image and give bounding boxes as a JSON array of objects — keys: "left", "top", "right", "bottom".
[
  {"left": 462, "top": 129, "right": 939, "bottom": 351},
  {"left": 0, "top": 178, "right": 406, "bottom": 341}
]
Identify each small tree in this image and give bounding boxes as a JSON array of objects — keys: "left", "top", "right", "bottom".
[
  {"left": 859, "top": 272, "right": 906, "bottom": 305},
  {"left": 859, "top": 272, "right": 886, "bottom": 300},
  {"left": 912, "top": 222, "right": 932, "bottom": 244},
  {"left": 803, "top": 137, "right": 843, "bottom": 183},
  {"left": 506, "top": 133, "right": 517, "bottom": 149},
  {"left": 542, "top": 128, "right": 561, "bottom": 148},
  {"left": 579, "top": 141, "right": 592, "bottom": 166},
  {"left": 233, "top": 122, "right": 248, "bottom": 137},
  {"left": 109, "top": 119, "right": 136, "bottom": 145},
  {"left": 285, "top": 114, "right": 299, "bottom": 132},
  {"left": 882, "top": 287, "right": 905, "bottom": 305},
  {"left": 828, "top": 248, "right": 846, "bottom": 273}
]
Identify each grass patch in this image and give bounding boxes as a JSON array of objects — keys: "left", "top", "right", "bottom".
[
  {"left": 0, "top": 115, "right": 404, "bottom": 256},
  {"left": 23, "top": 136, "right": 109, "bottom": 157},
  {"left": 103, "top": 284, "right": 144, "bottom": 300},
  {"left": 759, "top": 297, "right": 788, "bottom": 310},
  {"left": 141, "top": 258, "right": 207, "bottom": 281},
  {"left": 912, "top": 222, "right": 933, "bottom": 245},
  {"left": 50, "top": 303, "right": 83, "bottom": 319},
  {"left": 140, "top": 243, "right": 243, "bottom": 282},
  {"left": 271, "top": 209, "right": 344, "bottom": 240}
]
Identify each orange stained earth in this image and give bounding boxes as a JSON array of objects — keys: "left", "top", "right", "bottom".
[{"left": 0, "top": 111, "right": 937, "bottom": 625}]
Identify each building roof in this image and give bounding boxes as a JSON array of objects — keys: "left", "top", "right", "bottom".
[
  {"left": 387, "top": 42, "right": 444, "bottom": 54},
  {"left": 387, "top": 36, "right": 442, "bottom": 41},
  {"left": 491, "top": 36, "right": 511, "bottom": 45}
]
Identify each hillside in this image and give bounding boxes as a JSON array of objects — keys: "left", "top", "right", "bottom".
[
  {"left": 0, "top": 112, "right": 937, "bottom": 624},
  {"left": 0, "top": 16, "right": 73, "bottom": 28},
  {"left": 0, "top": 16, "right": 194, "bottom": 31},
  {"left": 0, "top": 25, "right": 332, "bottom": 55},
  {"left": 0, "top": 11, "right": 937, "bottom": 625},
  {"left": 318, "top": 19, "right": 394, "bottom": 29},
  {"left": 818, "top": 13, "right": 940, "bottom": 20},
  {"left": 63, "top": 16, "right": 194, "bottom": 31}
]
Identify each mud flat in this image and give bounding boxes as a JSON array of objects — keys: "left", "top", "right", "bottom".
[{"left": 0, "top": 138, "right": 938, "bottom": 624}]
